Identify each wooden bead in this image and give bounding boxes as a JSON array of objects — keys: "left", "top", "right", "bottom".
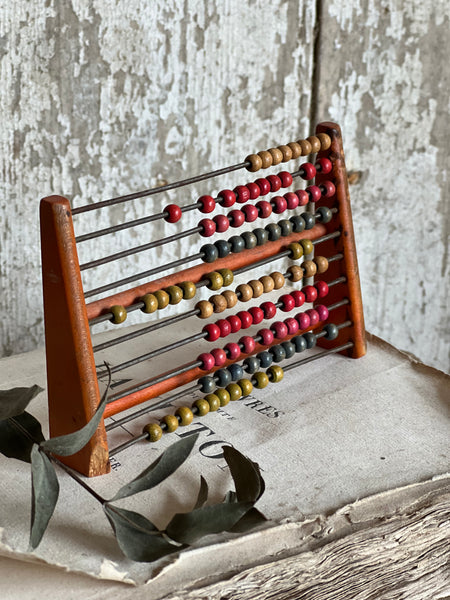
[
  {"left": 238, "top": 378, "right": 253, "bottom": 396},
  {"left": 287, "top": 142, "right": 302, "bottom": 159},
  {"left": 252, "top": 372, "right": 269, "bottom": 389},
  {"left": 193, "top": 398, "right": 210, "bottom": 416},
  {"left": 165, "top": 285, "right": 183, "bottom": 305},
  {"left": 196, "top": 300, "right": 214, "bottom": 319},
  {"left": 277, "top": 145, "right": 293, "bottom": 162},
  {"left": 236, "top": 283, "right": 253, "bottom": 302},
  {"left": 268, "top": 148, "right": 283, "bottom": 165},
  {"left": 143, "top": 422, "right": 163, "bottom": 442},
  {"left": 154, "top": 290, "right": 170, "bottom": 309},
  {"left": 298, "top": 139, "right": 312, "bottom": 155},
  {"left": 307, "top": 136, "right": 321, "bottom": 153},
  {"left": 216, "top": 388, "right": 231, "bottom": 407},
  {"left": 302, "top": 260, "right": 317, "bottom": 278},
  {"left": 267, "top": 365, "right": 284, "bottom": 383},
  {"left": 259, "top": 275, "right": 275, "bottom": 293},
  {"left": 249, "top": 279, "right": 264, "bottom": 298},
  {"left": 223, "top": 290, "right": 238, "bottom": 309},
  {"left": 179, "top": 281, "right": 197, "bottom": 299},
  {"left": 257, "top": 150, "right": 273, "bottom": 169},
  {"left": 300, "top": 239, "right": 314, "bottom": 255},
  {"left": 207, "top": 271, "right": 224, "bottom": 291},
  {"left": 141, "top": 293, "right": 158, "bottom": 314},
  {"left": 205, "top": 393, "right": 220, "bottom": 412},
  {"left": 317, "top": 132, "right": 332, "bottom": 150},
  {"left": 110, "top": 305, "right": 127, "bottom": 324},
  {"left": 287, "top": 265, "right": 304, "bottom": 282},
  {"left": 270, "top": 271, "right": 285, "bottom": 289},
  {"left": 287, "top": 242, "right": 304, "bottom": 260},
  {"left": 210, "top": 294, "right": 228, "bottom": 313},
  {"left": 162, "top": 414, "right": 179, "bottom": 433},
  {"left": 218, "top": 268, "right": 234, "bottom": 287},
  {"left": 314, "top": 255, "right": 329, "bottom": 274},
  {"left": 226, "top": 383, "right": 243, "bottom": 401},
  {"left": 175, "top": 406, "right": 194, "bottom": 426},
  {"left": 245, "top": 153, "right": 263, "bottom": 172}
]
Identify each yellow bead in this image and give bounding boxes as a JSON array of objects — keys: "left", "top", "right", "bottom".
[
  {"left": 175, "top": 406, "right": 194, "bottom": 426},
  {"left": 196, "top": 300, "right": 214, "bottom": 319},
  {"left": 287, "top": 265, "right": 304, "bottom": 282},
  {"left": 314, "top": 256, "right": 329, "bottom": 274},
  {"left": 216, "top": 388, "right": 231, "bottom": 407},
  {"left": 207, "top": 271, "right": 224, "bottom": 291},
  {"left": 317, "top": 132, "right": 332, "bottom": 150},
  {"left": 287, "top": 242, "right": 303, "bottom": 260},
  {"left": 218, "top": 268, "right": 234, "bottom": 287},
  {"left": 252, "top": 372, "right": 269, "bottom": 389},
  {"left": 154, "top": 290, "right": 170, "bottom": 309},
  {"left": 162, "top": 414, "right": 179, "bottom": 433},
  {"left": 143, "top": 422, "right": 163, "bottom": 442},
  {"left": 238, "top": 378, "right": 253, "bottom": 396},
  {"left": 223, "top": 290, "right": 238, "bottom": 308},
  {"left": 300, "top": 239, "right": 314, "bottom": 255},
  {"left": 249, "top": 279, "right": 264, "bottom": 298},
  {"left": 307, "top": 136, "right": 322, "bottom": 153},
  {"left": 268, "top": 148, "right": 283, "bottom": 165},
  {"left": 141, "top": 293, "right": 158, "bottom": 314},
  {"left": 193, "top": 398, "right": 210, "bottom": 416},
  {"left": 302, "top": 260, "right": 317, "bottom": 278},
  {"left": 179, "top": 281, "right": 197, "bottom": 299},
  {"left": 110, "top": 305, "right": 127, "bottom": 324},
  {"left": 270, "top": 271, "right": 285, "bottom": 290},
  {"left": 226, "top": 383, "right": 243, "bottom": 401},
  {"left": 267, "top": 365, "right": 284, "bottom": 383},
  {"left": 205, "top": 393, "right": 220, "bottom": 412},
  {"left": 245, "top": 153, "right": 263, "bottom": 172},
  {"left": 210, "top": 294, "right": 228, "bottom": 313},
  {"left": 165, "top": 285, "right": 183, "bottom": 304}
]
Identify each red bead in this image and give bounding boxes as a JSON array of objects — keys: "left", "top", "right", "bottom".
[
  {"left": 242, "top": 204, "right": 259, "bottom": 223},
  {"left": 247, "top": 182, "right": 261, "bottom": 200},
  {"left": 218, "top": 189, "right": 236, "bottom": 207},
  {"left": 295, "top": 189, "right": 309, "bottom": 206},
  {"left": 306, "top": 185, "right": 322, "bottom": 203},
  {"left": 225, "top": 342, "right": 241, "bottom": 360},
  {"left": 199, "top": 218, "right": 216, "bottom": 237},
  {"left": 164, "top": 204, "right": 182, "bottom": 223},
  {"left": 315, "top": 281, "right": 329, "bottom": 298},
  {"left": 267, "top": 174, "right": 282, "bottom": 192},
  {"left": 216, "top": 318, "right": 232, "bottom": 338},
  {"left": 305, "top": 308, "right": 320, "bottom": 326},
  {"left": 248, "top": 306, "right": 264, "bottom": 325},
  {"left": 198, "top": 195, "right": 216, "bottom": 213},
  {"left": 271, "top": 196, "right": 288, "bottom": 214},
  {"left": 239, "top": 335, "right": 256, "bottom": 354},
  {"left": 234, "top": 185, "right": 250, "bottom": 204},
  {"left": 260, "top": 301, "right": 277, "bottom": 320},
  {"left": 227, "top": 314, "right": 242, "bottom": 333},
  {"left": 258, "top": 328, "right": 274, "bottom": 346},
  {"left": 291, "top": 290, "right": 305, "bottom": 307},
  {"left": 315, "top": 157, "right": 332, "bottom": 175},
  {"left": 285, "top": 317, "right": 299, "bottom": 335},
  {"left": 198, "top": 352, "right": 215, "bottom": 370},
  {"left": 279, "top": 294, "right": 295, "bottom": 312},
  {"left": 237, "top": 310, "right": 253, "bottom": 329},
  {"left": 303, "top": 285, "right": 318, "bottom": 303},
  {"left": 315, "top": 304, "right": 329, "bottom": 321},
  {"left": 296, "top": 312, "right": 311, "bottom": 330},
  {"left": 278, "top": 171, "right": 293, "bottom": 187},
  {"left": 284, "top": 192, "right": 299, "bottom": 210},
  {"left": 211, "top": 348, "right": 227, "bottom": 366},
  {"left": 213, "top": 214, "right": 230, "bottom": 233},
  {"left": 228, "top": 209, "right": 245, "bottom": 228},
  {"left": 256, "top": 200, "right": 272, "bottom": 218},
  {"left": 271, "top": 321, "right": 288, "bottom": 339},
  {"left": 320, "top": 180, "right": 336, "bottom": 198},
  {"left": 203, "top": 323, "right": 221, "bottom": 341},
  {"left": 300, "top": 162, "right": 317, "bottom": 181},
  {"left": 255, "top": 178, "right": 271, "bottom": 196}
]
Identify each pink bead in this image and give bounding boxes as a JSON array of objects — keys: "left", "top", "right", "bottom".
[
  {"left": 320, "top": 180, "right": 336, "bottom": 198},
  {"left": 199, "top": 218, "right": 216, "bottom": 237},
  {"left": 225, "top": 342, "right": 241, "bottom": 360},
  {"left": 258, "top": 328, "right": 274, "bottom": 346},
  {"left": 256, "top": 200, "right": 272, "bottom": 218},
  {"left": 212, "top": 347, "right": 227, "bottom": 366},
  {"left": 249, "top": 306, "right": 264, "bottom": 325},
  {"left": 267, "top": 174, "right": 282, "bottom": 192},
  {"left": 303, "top": 285, "right": 318, "bottom": 303},
  {"left": 300, "top": 162, "right": 317, "bottom": 181},
  {"left": 271, "top": 196, "right": 288, "bottom": 214},
  {"left": 228, "top": 209, "right": 245, "bottom": 228},
  {"left": 285, "top": 317, "right": 299, "bottom": 335},
  {"left": 198, "top": 352, "right": 215, "bottom": 371},
  {"left": 216, "top": 318, "right": 232, "bottom": 338},
  {"left": 164, "top": 204, "right": 182, "bottom": 223},
  {"left": 315, "top": 304, "right": 329, "bottom": 321},
  {"left": 271, "top": 321, "right": 288, "bottom": 339},
  {"left": 284, "top": 192, "right": 299, "bottom": 210},
  {"left": 255, "top": 178, "right": 271, "bottom": 195},
  {"left": 296, "top": 312, "right": 311, "bottom": 330},
  {"left": 291, "top": 290, "right": 305, "bottom": 307},
  {"left": 239, "top": 335, "right": 256, "bottom": 354},
  {"left": 237, "top": 310, "right": 253, "bottom": 329},
  {"left": 203, "top": 323, "right": 221, "bottom": 342},
  {"left": 218, "top": 189, "right": 236, "bottom": 207},
  {"left": 198, "top": 195, "right": 216, "bottom": 213},
  {"left": 227, "top": 315, "right": 242, "bottom": 333},
  {"left": 247, "top": 182, "right": 260, "bottom": 200},
  {"left": 278, "top": 171, "right": 293, "bottom": 188},
  {"left": 234, "top": 185, "right": 250, "bottom": 204},
  {"left": 213, "top": 214, "right": 230, "bottom": 233},
  {"left": 305, "top": 308, "right": 320, "bottom": 326},
  {"left": 260, "top": 301, "right": 277, "bottom": 320},
  {"left": 306, "top": 185, "right": 322, "bottom": 203},
  {"left": 315, "top": 281, "right": 329, "bottom": 298},
  {"left": 295, "top": 189, "right": 309, "bottom": 206},
  {"left": 279, "top": 294, "right": 295, "bottom": 312},
  {"left": 315, "top": 157, "right": 332, "bottom": 175},
  {"left": 242, "top": 204, "right": 259, "bottom": 223}
]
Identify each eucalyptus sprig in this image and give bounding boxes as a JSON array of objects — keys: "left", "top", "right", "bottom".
[{"left": 0, "top": 384, "right": 267, "bottom": 562}]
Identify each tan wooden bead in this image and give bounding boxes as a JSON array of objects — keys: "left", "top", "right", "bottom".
[
  {"left": 314, "top": 255, "right": 329, "bottom": 274},
  {"left": 268, "top": 147, "right": 283, "bottom": 165},
  {"left": 162, "top": 414, "right": 179, "bottom": 433},
  {"left": 236, "top": 283, "right": 253, "bottom": 302},
  {"left": 307, "top": 136, "right": 321, "bottom": 153},
  {"left": 287, "top": 141, "right": 302, "bottom": 159},
  {"left": 245, "top": 153, "right": 263, "bottom": 172},
  {"left": 257, "top": 150, "right": 273, "bottom": 169},
  {"left": 154, "top": 290, "right": 170, "bottom": 309},
  {"left": 302, "top": 259, "right": 317, "bottom": 278},
  {"left": 298, "top": 139, "right": 312, "bottom": 155},
  {"left": 249, "top": 279, "right": 264, "bottom": 298},
  {"left": 223, "top": 290, "right": 238, "bottom": 308},
  {"left": 277, "top": 145, "right": 293, "bottom": 162},
  {"left": 210, "top": 294, "right": 228, "bottom": 313},
  {"left": 270, "top": 271, "right": 285, "bottom": 289},
  {"left": 317, "top": 132, "right": 332, "bottom": 150},
  {"left": 259, "top": 275, "right": 275, "bottom": 293},
  {"left": 196, "top": 300, "right": 214, "bottom": 319},
  {"left": 287, "top": 265, "right": 304, "bottom": 282}
]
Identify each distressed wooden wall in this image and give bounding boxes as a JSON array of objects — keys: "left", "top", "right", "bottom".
[{"left": 0, "top": 0, "right": 448, "bottom": 372}]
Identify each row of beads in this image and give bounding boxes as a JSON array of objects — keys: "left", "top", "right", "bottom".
[{"left": 245, "top": 134, "right": 332, "bottom": 172}]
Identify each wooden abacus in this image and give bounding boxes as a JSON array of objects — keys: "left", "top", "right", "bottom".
[{"left": 40, "top": 122, "right": 365, "bottom": 477}]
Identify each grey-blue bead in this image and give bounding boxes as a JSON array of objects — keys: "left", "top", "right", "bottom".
[
  {"left": 257, "top": 351, "right": 273, "bottom": 368},
  {"left": 316, "top": 206, "right": 333, "bottom": 224},
  {"left": 293, "top": 335, "right": 307, "bottom": 353},
  {"left": 301, "top": 212, "right": 315, "bottom": 230},
  {"left": 229, "top": 235, "right": 245, "bottom": 253},
  {"left": 201, "top": 244, "right": 219, "bottom": 263},
  {"left": 215, "top": 239, "right": 231, "bottom": 258},
  {"left": 323, "top": 323, "right": 339, "bottom": 340},
  {"left": 304, "top": 332, "right": 317, "bottom": 349},
  {"left": 253, "top": 227, "right": 269, "bottom": 246},
  {"left": 198, "top": 375, "right": 216, "bottom": 393},
  {"left": 270, "top": 344, "right": 286, "bottom": 362},
  {"left": 278, "top": 219, "right": 293, "bottom": 237},
  {"left": 281, "top": 341, "right": 296, "bottom": 359},
  {"left": 244, "top": 356, "right": 261, "bottom": 374},
  {"left": 265, "top": 223, "right": 282, "bottom": 241},
  {"left": 242, "top": 231, "right": 258, "bottom": 249},
  {"left": 228, "top": 363, "right": 244, "bottom": 381},
  {"left": 290, "top": 215, "right": 306, "bottom": 233},
  {"left": 214, "top": 368, "right": 232, "bottom": 387}
]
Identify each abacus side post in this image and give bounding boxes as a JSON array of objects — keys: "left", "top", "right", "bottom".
[{"left": 40, "top": 196, "right": 110, "bottom": 476}]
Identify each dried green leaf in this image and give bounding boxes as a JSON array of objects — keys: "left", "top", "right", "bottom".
[
  {"left": 0, "top": 413, "right": 45, "bottom": 463},
  {"left": 223, "top": 446, "right": 265, "bottom": 502},
  {"left": 110, "top": 433, "right": 199, "bottom": 501},
  {"left": 166, "top": 501, "right": 252, "bottom": 545},
  {"left": 0, "top": 385, "right": 43, "bottom": 420},
  {"left": 228, "top": 507, "right": 267, "bottom": 533},
  {"left": 30, "top": 445, "right": 59, "bottom": 549},
  {"left": 194, "top": 476, "right": 208, "bottom": 509},
  {"left": 104, "top": 504, "right": 180, "bottom": 562}
]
